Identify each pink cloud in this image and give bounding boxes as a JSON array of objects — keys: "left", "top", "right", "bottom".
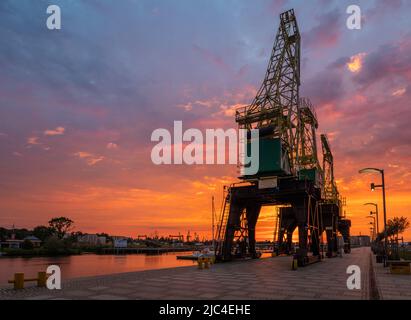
[
  {"left": 303, "top": 10, "right": 341, "bottom": 50},
  {"left": 27, "top": 136, "right": 40, "bottom": 145},
  {"left": 192, "top": 44, "right": 231, "bottom": 72},
  {"left": 44, "top": 126, "right": 65, "bottom": 136}
]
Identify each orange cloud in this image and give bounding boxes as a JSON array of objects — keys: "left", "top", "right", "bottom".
[
  {"left": 347, "top": 52, "right": 367, "bottom": 73},
  {"left": 74, "top": 151, "right": 104, "bottom": 166}
]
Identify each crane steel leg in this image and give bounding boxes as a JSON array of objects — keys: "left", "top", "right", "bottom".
[
  {"left": 246, "top": 204, "right": 262, "bottom": 259},
  {"left": 278, "top": 207, "right": 297, "bottom": 255},
  {"left": 221, "top": 201, "right": 243, "bottom": 261}
]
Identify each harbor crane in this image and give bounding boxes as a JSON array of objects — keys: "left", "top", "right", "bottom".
[{"left": 215, "top": 9, "right": 351, "bottom": 267}]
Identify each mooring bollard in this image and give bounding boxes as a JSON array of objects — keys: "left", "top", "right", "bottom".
[
  {"left": 37, "top": 271, "right": 47, "bottom": 287},
  {"left": 13, "top": 273, "right": 25, "bottom": 289},
  {"left": 8, "top": 271, "right": 49, "bottom": 289},
  {"left": 197, "top": 257, "right": 204, "bottom": 269},
  {"left": 291, "top": 259, "right": 298, "bottom": 270},
  {"left": 204, "top": 258, "right": 210, "bottom": 269}
]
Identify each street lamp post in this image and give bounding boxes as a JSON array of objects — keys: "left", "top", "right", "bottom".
[
  {"left": 359, "top": 168, "right": 388, "bottom": 266},
  {"left": 366, "top": 216, "right": 376, "bottom": 240},
  {"left": 369, "top": 227, "right": 374, "bottom": 241},
  {"left": 364, "top": 202, "right": 379, "bottom": 234}
]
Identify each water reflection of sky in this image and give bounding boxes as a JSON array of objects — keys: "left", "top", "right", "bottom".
[{"left": 0, "top": 252, "right": 195, "bottom": 286}]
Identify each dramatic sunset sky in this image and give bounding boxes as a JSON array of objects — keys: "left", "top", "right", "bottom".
[{"left": 0, "top": 0, "right": 410, "bottom": 240}]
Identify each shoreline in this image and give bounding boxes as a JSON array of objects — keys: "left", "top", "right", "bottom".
[{"left": 0, "top": 247, "right": 195, "bottom": 258}]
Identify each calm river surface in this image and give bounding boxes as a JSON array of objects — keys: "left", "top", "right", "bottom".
[{"left": 0, "top": 252, "right": 196, "bottom": 285}]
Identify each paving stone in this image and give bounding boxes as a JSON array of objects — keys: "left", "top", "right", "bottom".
[
  {"left": 25, "top": 295, "right": 54, "bottom": 300},
  {"left": 63, "top": 290, "right": 95, "bottom": 297},
  {"left": 90, "top": 294, "right": 129, "bottom": 300},
  {"left": 107, "top": 288, "right": 135, "bottom": 295},
  {"left": 372, "top": 254, "right": 411, "bottom": 300},
  {"left": 197, "top": 292, "right": 221, "bottom": 299},
  {"left": 89, "top": 286, "right": 110, "bottom": 291}
]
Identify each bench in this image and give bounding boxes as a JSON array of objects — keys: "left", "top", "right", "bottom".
[{"left": 387, "top": 260, "right": 411, "bottom": 275}]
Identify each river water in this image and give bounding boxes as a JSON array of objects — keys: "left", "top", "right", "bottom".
[{"left": 0, "top": 252, "right": 196, "bottom": 286}]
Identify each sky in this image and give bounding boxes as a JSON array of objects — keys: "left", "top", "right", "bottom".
[{"left": 0, "top": 0, "right": 410, "bottom": 241}]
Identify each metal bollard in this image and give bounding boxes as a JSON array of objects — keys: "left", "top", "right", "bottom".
[{"left": 291, "top": 259, "right": 298, "bottom": 270}]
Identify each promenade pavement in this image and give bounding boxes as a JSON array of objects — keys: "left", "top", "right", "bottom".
[
  {"left": 372, "top": 255, "right": 411, "bottom": 300},
  {"left": 0, "top": 247, "right": 373, "bottom": 300}
]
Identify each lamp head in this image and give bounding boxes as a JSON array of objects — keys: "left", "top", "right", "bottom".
[
  {"left": 364, "top": 202, "right": 377, "bottom": 208},
  {"left": 371, "top": 183, "right": 375, "bottom": 191},
  {"left": 359, "top": 168, "right": 382, "bottom": 174}
]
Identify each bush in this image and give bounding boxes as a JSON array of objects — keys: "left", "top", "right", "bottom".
[
  {"left": 43, "top": 236, "right": 65, "bottom": 255},
  {"left": 21, "top": 239, "right": 34, "bottom": 250}
]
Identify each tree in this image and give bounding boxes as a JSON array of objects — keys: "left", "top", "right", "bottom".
[
  {"left": 95, "top": 232, "right": 109, "bottom": 242},
  {"left": 33, "top": 225, "right": 54, "bottom": 242},
  {"left": 43, "top": 236, "right": 65, "bottom": 254},
  {"left": 48, "top": 217, "right": 74, "bottom": 239},
  {"left": 387, "top": 216, "right": 410, "bottom": 239},
  {"left": 14, "top": 228, "right": 30, "bottom": 239},
  {"left": 377, "top": 216, "right": 410, "bottom": 241},
  {"left": 0, "top": 227, "right": 7, "bottom": 241}
]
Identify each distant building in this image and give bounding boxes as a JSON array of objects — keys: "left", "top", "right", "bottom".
[
  {"left": 350, "top": 235, "right": 371, "bottom": 247},
  {"left": 78, "top": 234, "right": 106, "bottom": 245},
  {"left": 0, "top": 233, "right": 42, "bottom": 249},
  {"left": 113, "top": 237, "right": 128, "bottom": 248},
  {"left": 0, "top": 239, "right": 23, "bottom": 249},
  {"left": 23, "top": 236, "right": 42, "bottom": 247}
]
